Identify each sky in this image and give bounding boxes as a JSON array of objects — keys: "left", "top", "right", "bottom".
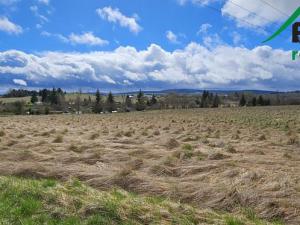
[{"left": 0, "top": 0, "right": 300, "bottom": 93}]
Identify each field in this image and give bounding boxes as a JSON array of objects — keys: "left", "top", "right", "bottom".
[{"left": 0, "top": 106, "right": 299, "bottom": 224}]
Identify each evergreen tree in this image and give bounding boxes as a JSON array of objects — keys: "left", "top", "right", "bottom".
[
  {"left": 257, "top": 95, "right": 264, "bottom": 106},
  {"left": 264, "top": 98, "right": 271, "bottom": 106},
  {"left": 95, "top": 89, "right": 101, "bottom": 104},
  {"left": 57, "top": 88, "right": 64, "bottom": 95},
  {"left": 252, "top": 97, "right": 257, "bottom": 106},
  {"left": 200, "top": 90, "right": 209, "bottom": 108},
  {"left": 40, "top": 89, "right": 49, "bottom": 102},
  {"left": 50, "top": 88, "right": 58, "bottom": 105},
  {"left": 212, "top": 94, "right": 220, "bottom": 108},
  {"left": 150, "top": 94, "right": 157, "bottom": 106},
  {"left": 208, "top": 92, "right": 214, "bottom": 104},
  {"left": 30, "top": 92, "right": 38, "bottom": 104},
  {"left": 239, "top": 94, "right": 246, "bottom": 107},
  {"left": 106, "top": 92, "right": 116, "bottom": 112},
  {"left": 136, "top": 89, "right": 146, "bottom": 111},
  {"left": 94, "top": 89, "right": 103, "bottom": 113}
]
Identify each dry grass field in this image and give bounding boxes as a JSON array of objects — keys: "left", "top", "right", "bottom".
[{"left": 0, "top": 106, "right": 299, "bottom": 224}]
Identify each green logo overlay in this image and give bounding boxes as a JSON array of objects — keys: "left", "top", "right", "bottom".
[{"left": 262, "top": 7, "right": 300, "bottom": 60}]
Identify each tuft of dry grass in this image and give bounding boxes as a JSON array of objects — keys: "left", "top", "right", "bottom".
[
  {"left": 287, "top": 135, "right": 299, "bottom": 145},
  {"left": 153, "top": 130, "right": 160, "bottom": 136},
  {"left": 166, "top": 138, "right": 180, "bottom": 149},
  {"left": 68, "top": 144, "right": 83, "bottom": 153},
  {"left": 89, "top": 133, "right": 100, "bottom": 140},
  {"left": 258, "top": 134, "right": 267, "bottom": 141},
  {"left": 6, "top": 140, "right": 18, "bottom": 146},
  {"left": 208, "top": 152, "right": 228, "bottom": 160},
  {"left": 53, "top": 135, "right": 63, "bottom": 143},
  {"left": 0, "top": 130, "right": 5, "bottom": 137},
  {"left": 124, "top": 130, "right": 134, "bottom": 137},
  {"left": 16, "top": 133, "right": 25, "bottom": 139},
  {"left": 226, "top": 144, "right": 237, "bottom": 153}
]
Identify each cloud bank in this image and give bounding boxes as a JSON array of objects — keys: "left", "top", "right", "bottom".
[{"left": 0, "top": 43, "right": 299, "bottom": 91}]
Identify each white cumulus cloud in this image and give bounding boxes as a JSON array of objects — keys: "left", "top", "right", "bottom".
[
  {"left": 166, "top": 30, "right": 179, "bottom": 44},
  {"left": 69, "top": 32, "right": 109, "bottom": 46},
  {"left": 178, "top": 0, "right": 300, "bottom": 29},
  {"left": 222, "top": 0, "right": 300, "bottom": 28},
  {"left": 0, "top": 17, "right": 23, "bottom": 35},
  {"left": 197, "top": 23, "right": 212, "bottom": 35},
  {"left": 13, "top": 79, "right": 27, "bottom": 86},
  {"left": 41, "top": 31, "right": 108, "bottom": 46},
  {"left": 96, "top": 6, "right": 142, "bottom": 34}
]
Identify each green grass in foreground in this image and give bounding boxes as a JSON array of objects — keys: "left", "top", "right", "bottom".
[{"left": 0, "top": 176, "right": 283, "bottom": 225}]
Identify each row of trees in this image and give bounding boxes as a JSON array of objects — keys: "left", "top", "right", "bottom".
[
  {"left": 0, "top": 88, "right": 222, "bottom": 115},
  {"left": 239, "top": 94, "right": 271, "bottom": 107},
  {"left": 93, "top": 89, "right": 158, "bottom": 113},
  {"left": 197, "top": 91, "right": 220, "bottom": 108},
  {"left": 3, "top": 89, "right": 36, "bottom": 98},
  {"left": 4, "top": 87, "right": 294, "bottom": 115}
]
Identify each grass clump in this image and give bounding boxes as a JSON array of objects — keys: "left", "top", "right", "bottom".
[
  {"left": 182, "top": 144, "right": 194, "bottom": 159},
  {"left": 225, "top": 216, "right": 245, "bottom": 225},
  {"left": 68, "top": 144, "right": 83, "bottom": 153},
  {"left": 0, "top": 130, "right": 5, "bottom": 137},
  {"left": 53, "top": 135, "right": 63, "bottom": 143},
  {"left": 89, "top": 133, "right": 100, "bottom": 140},
  {"left": 153, "top": 130, "right": 160, "bottom": 136},
  {"left": 287, "top": 135, "right": 299, "bottom": 145},
  {"left": 0, "top": 176, "right": 202, "bottom": 225},
  {"left": 166, "top": 138, "right": 180, "bottom": 149}
]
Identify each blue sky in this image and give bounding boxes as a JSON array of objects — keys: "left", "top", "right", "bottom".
[{"left": 0, "top": 0, "right": 300, "bottom": 92}]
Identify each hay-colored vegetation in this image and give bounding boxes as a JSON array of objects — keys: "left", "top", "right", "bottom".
[{"left": 0, "top": 106, "right": 299, "bottom": 224}]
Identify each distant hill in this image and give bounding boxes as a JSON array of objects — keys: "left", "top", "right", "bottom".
[
  {"left": 113, "top": 89, "right": 281, "bottom": 95},
  {"left": 2, "top": 88, "right": 297, "bottom": 97}
]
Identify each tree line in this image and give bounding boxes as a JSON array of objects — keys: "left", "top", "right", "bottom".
[
  {"left": 239, "top": 94, "right": 271, "bottom": 107},
  {"left": 1, "top": 88, "right": 300, "bottom": 115},
  {"left": 0, "top": 88, "right": 221, "bottom": 115}
]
